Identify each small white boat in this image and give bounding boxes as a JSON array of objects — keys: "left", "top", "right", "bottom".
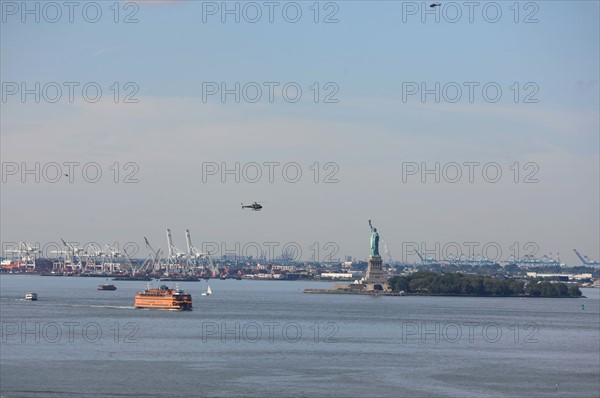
[
  {"left": 201, "top": 285, "right": 212, "bottom": 296},
  {"left": 25, "top": 292, "right": 37, "bottom": 301}
]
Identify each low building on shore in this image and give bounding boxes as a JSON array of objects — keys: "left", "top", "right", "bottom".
[
  {"left": 320, "top": 272, "right": 354, "bottom": 280},
  {"left": 526, "top": 272, "right": 593, "bottom": 281}
]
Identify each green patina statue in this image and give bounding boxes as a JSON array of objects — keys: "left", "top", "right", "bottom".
[{"left": 368, "top": 219, "right": 379, "bottom": 257}]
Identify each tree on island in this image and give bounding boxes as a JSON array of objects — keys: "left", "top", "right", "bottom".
[
  {"left": 526, "top": 280, "right": 582, "bottom": 297},
  {"left": 389, "top": 272, "right": 581, "bottom": 298}
]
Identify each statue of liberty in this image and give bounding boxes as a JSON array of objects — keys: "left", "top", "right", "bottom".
[{"left": 368, "top": 219, "right": 380, "bottom": 257}]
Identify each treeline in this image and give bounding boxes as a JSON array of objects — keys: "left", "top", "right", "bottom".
[
  {"left": 525, "top": 280, "right": 582, "bottom": 297},
  {"left": 388, "top": 272, "right": 582, "bottom": 297}
]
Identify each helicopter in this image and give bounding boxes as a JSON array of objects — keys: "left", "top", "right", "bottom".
[{"left": 241, "top": 202, "right": 263, "bottom": 211}]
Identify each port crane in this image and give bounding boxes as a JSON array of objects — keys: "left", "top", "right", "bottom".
[
  {"left": 20, "top": 242, "right": 40, "bottom": 255},
  {"left": 121, "top": 246, "right": 136, "bottom": 274},
  {"left": 166, "top": 229, "right": 185, "bottom": 259},
  {"left": 573, "top": 249, "right": 600, "bottom": 266},
  {"left": 93, "top": 244, "right": 124, "bottom": 273},
  {"left": 415, "top": 249, "right": 438, "bottom": 265},
  {"left": 166, "top": 228, "right": 187, "bottom": 273},
  {"left": 185, "top": 228, "right": 201, "bottom": 263},
  {"left": 141, "top": 237, "right": 164, "bottom": 273},
  {"left": 3, "top": 242, "right": 39, "bottom": 270},
  {"left": 50, "top": 246, "right": 70, "bottom": 272},
  {"left": 53, "top": 239, "right": 85, "bottom": 270},
  {"left": 3, "top": 246, "right": 21, "bottom": 255},
  {"left": 86, "top": 244, "right": 105, "bottom": 258},
  {"left": 4, "top": 242, "right": 40, "bottom": 256},
  {"left": 104, "top": 244, "right": 122, "bottom": 259},
  {"left": 504, "top": 253, "right": 562, "bottom": 267},
  {"left": 185, "top": 229, "right": 217, "bottom": 277},
  {"left": 60, "top": 239, "right": 84, "bottom": 255},
  {"left": 80, "top": 243, "right": 103, "bottom": 271}
]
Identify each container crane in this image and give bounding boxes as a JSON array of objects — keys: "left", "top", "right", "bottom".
[
  {"left": 573, "top": 249, "right": 600, "bottom": 266},
  {"left": 166, "top": 228, "right": 186, "bottom": 273},
  {"left": 142, "top": 237, "right": 163, "bottom": 273},
  {"left": 185, "top": 229, "right": 217, "bottom": 277},
  {"left": 414, "top": 248, "right": 437, "bottom": 265}
]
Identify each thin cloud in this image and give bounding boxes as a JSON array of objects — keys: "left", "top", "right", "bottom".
[{"left": 91, "top": 43, "right": 132, "bottom": 58}]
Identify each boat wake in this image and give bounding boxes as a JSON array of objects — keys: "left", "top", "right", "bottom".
[
  {"left": 135, "top": 307, "right": 192, "bottom": 311},
  {"left": 15, "top": 300, "right": 135, "bottom": 310},
  {"left": 87, "top": 305, "right": 136, "bottom": 310}
]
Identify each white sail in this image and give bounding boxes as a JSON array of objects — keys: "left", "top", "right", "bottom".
[{"left": 202, "top": 285, "right": 212, "bottom": 296}]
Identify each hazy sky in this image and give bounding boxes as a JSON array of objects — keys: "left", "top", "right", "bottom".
[{"left": 1, "top": 0, "right": 598, "bottom": 265}]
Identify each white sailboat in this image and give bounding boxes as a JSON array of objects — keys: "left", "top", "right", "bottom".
[{"left": 201, "top": 285, "right": 212, "bottom": 296}]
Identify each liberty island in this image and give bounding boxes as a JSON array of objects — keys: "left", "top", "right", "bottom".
[{"left": 305, "top": 219, "right": 394, "bottom": 295}]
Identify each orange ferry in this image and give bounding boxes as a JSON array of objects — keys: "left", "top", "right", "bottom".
[{"left": 134, "top": 284, "right": 192, "bottom": 310}]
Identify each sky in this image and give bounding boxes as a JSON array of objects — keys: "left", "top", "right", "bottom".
[{"left": 1, "top": 0, "right": 599, "bottom": 265}]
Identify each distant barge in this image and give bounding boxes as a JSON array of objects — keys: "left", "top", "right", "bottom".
[
  {"left": 98, "top": 284, "right": 117, "bottom": 291},
  {"left": 113, "top": 275, "right": 153, "bottom": 281}
]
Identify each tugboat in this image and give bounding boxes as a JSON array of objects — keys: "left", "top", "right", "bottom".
[
  {"left": 134, "top": 284, "right": 192, "bottom": 310},
  {"left": 97, "top": 284, "right": 117, "bottom": 291},
  {"left": 25, "top": 292, "right": 38, "bottom": 301}
]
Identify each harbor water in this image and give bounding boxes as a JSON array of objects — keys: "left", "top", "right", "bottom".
[{"left": 1, "top": 275, "right": 599, "bottom": 397}]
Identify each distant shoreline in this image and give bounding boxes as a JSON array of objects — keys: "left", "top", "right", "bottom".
[{"left": 303, "top": 288, "right": 587, "bottom": 298}]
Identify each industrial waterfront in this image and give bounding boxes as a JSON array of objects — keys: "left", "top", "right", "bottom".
[{"left": 2, "top": 230, "right": 599, "bottom": 290}]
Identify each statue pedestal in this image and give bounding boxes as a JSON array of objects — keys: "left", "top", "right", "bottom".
[{"left": 363, "top": 256, "right": 390, "bottom": 292}]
